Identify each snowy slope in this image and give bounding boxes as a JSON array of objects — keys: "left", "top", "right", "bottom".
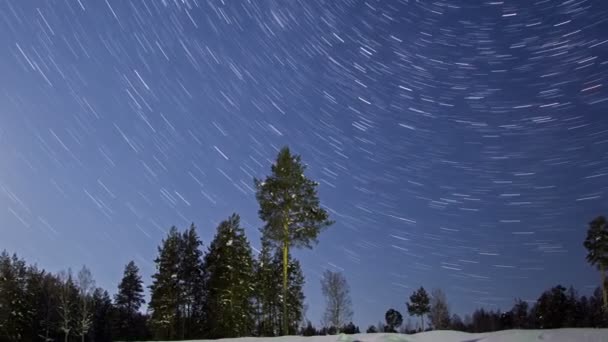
[{"left": 150, "top": 329, "right": 608, "bottom": 342}]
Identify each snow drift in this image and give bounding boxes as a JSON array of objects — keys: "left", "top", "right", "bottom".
[{"left": 151, "top": 329, "right": 608, "bottom": 342}]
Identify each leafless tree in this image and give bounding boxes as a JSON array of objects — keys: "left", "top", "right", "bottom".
[
  {"left": 57, "top": 269, "right": 74, "bottom": 342},
  {"left": 76, "top": 265, "right": 95, "bottom": 342},
  {"left": 429, "top": 288, "right": 451, "bottom": 330},
  {"left": 321, "top": 270, "right": 353, "bottom": 330}
]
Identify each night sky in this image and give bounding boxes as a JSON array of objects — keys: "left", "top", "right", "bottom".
[{"left": 1, "top": 0, "right": 607, "bottom": 328}]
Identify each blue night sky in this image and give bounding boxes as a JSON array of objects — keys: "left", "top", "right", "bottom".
[{"left": 1, "top": 0, "right": 607, "bottom": 328}]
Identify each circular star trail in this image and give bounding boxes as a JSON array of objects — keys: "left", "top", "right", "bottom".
[{"left": 0, "top": 0, "right": 607, "bottom": 326}]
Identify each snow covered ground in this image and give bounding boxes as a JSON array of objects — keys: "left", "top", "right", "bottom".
[{"left": 151, "top": 329, "right": 608, "bottom": 342}]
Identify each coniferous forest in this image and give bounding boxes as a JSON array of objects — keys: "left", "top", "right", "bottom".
[{"left": 1, "top": 147, "right": 607, "bottom": 341}]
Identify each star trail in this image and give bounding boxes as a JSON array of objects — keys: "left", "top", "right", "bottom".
[{"left": 1, "top": 0, "right": 607, "bottom": 327}]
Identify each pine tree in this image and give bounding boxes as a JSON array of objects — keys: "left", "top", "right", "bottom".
[
  {"left": 149, "top": 226, "right": 182, "bottom": 340},
  {"left": 272, "top": 249, "right": 305, "bottom": 335},
  {"left": 179, "top": 224, "right": 206, "bottom": 339},
  {"left": 114, "top": 260, "right": 145, "bottom": 340},
  {"left": 406, "top": 287, "right": 430, "bottom": 331},
  {"left": 202, "top": 214, "right": 255, "bottom": 338},
  {"left": 255, "top": 146, "right": 333, "bottom": 334},
  {"left": 584, "top": 216, "right": 608, "bottom": 310}
]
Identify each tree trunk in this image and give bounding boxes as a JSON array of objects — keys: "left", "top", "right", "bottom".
[
  {"left": 282, "top": 241, "right": 289, "bottom": 336},
  {"left": 81, "top": 334, "right": 85, "bottom": 342},
  {"left": 421, "top": 315, "right": 424, "bottom": 332},
  {"left": 64, "top": 332, "right": 68, "bottom": 342},
  {"left": 602, "top": 265, "right": 608, "bottom": 310}
]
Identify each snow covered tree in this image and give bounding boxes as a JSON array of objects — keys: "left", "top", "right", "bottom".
[
  {"left": 385, "top": 308, "right": 403, "bottom": 332},
  {"left": 255, "top": 146, "right": 333, "bottom": 334},
  {"left": 429, "top": 288, "right": 450, "bottom": 330},
  {"left": 149, "top": 226, "right": 182, "bottom": 340},
  {"left": 321, "top": 270, "right": 353, "bottom": 331},
  {"left": 0, "top": 252, "right": 29, "bottom": 341},
  {"left": 254, "top": 237, "right": 280, "bottom": 336},
  {"left": 57, "top": 269, "right": 78, "bottom": 342},
  {"left": 180, "top": 224, "right": 206, "bottom": 339},
  {"left": 76, "top": 265, "right": 95, "bottom": 342},
  {"left": 202, "top": 214, "right": 255, "bottom": 338},
  {"left": 407, "top": 287, "right": 430, "bottom": 331},
  {"left": 366, "top": 325, "right": 377, "bottom": 333},
  {"left": 584, "top": 216, "right": 608, "bottom": 309},
  {"left": 114, "top": 260, "right": 145, "bottom": 340}
]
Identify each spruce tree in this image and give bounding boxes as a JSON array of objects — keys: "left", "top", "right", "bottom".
[
  {"left": 584, "top": 216, "right": 608, "bottom": 309},
  {"left": 0, "top": 252, "right": 29, "bottom": 341},
  {"left": 202, "top": 214, "right": 255, "bottom": 338},
  {"left": 114, "top": 261, "right": 145, "bottom": 340},
  {"left": 149, "top": 226, "right": 182, "bottom": 340},
  {"left": 255, "top": 146, "right": 333, "bottom": 334},
  {"left": 255, "top": 236, "right": 281, "bottom": 336},
  {"left": 92, "top": 288, "right": 114, "bottom": 342},
  {"left": 179, "top": 224, "right": 206, "bottom": 339}
]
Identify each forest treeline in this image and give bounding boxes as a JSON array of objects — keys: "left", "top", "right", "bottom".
[{"left": 1, "top": 147, "right": 607, "bottom": 341}]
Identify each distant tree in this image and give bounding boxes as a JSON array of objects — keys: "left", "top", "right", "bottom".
[
  {"left": 584, "top": 216, "right": 608, "bottom": 309},
  {"left": 255, "top": 146, "right": 333, "bottom": 334},
  {"left": 114, "top": 261, "right": 145, "bottom": 340},
  {"left": 450, "top": 314, "right": 465, "bottom": 331},
  {"left": 589, "top": 287, "right": 608, "bottom": 327},
  {"left": 429, "top": 289, "right": 450, "bottom": 329},
  {"left": 385, "top": 308, "right": 403, "bottom": 332},
  {"left": 342, "top": 321, "right": 359, "bottom": 334},
  {"left": 321, "top": 270, "right": 353, "bottom": 331},
  {"left": 366, "top": 325, "right": 377, "bottom": 333},
  {"left": 406, "top": 287, "right": 430, "bottom": 331},
  {"left": 301, "top": 320, "right": 317, "bottom": 336},
  {"left": 327, "top": 326, "right": 338, "bottom": 335},
  {"left": 148, "top": 226, "right": 182, "bottom": 340},
  {"left": 470, "top": 308, "right": 502, "bottom": 332},
  {"left": 511, "top": 299, "right": 529, "bottom": 329},
  {"left": 202, "top": 214, "right": 255, "bottom": 338},
  {"left": 532, "top": 285, "right": 568, "bottom": 329},
  {"left": 76, "top": 265, "right": 95, "bottom": 342}
]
